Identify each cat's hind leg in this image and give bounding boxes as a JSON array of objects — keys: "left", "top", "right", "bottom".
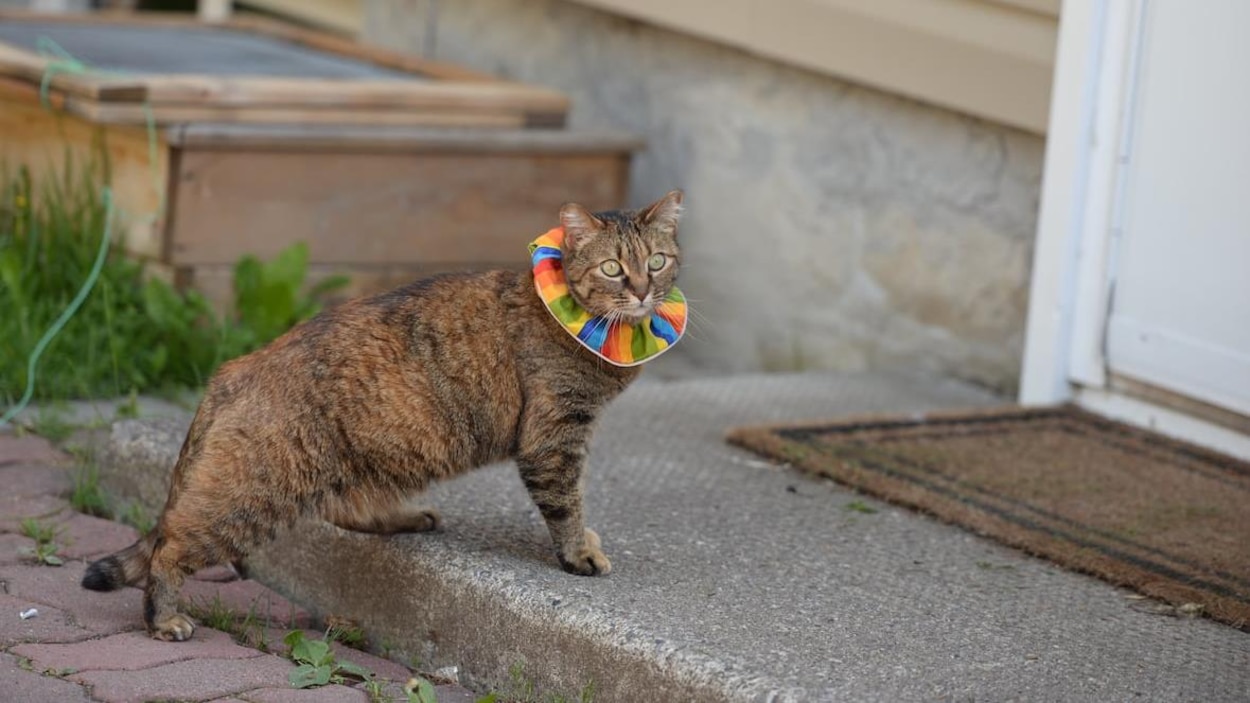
[{"left": 322, "top": 494, "right": 442, "bottom": 535}]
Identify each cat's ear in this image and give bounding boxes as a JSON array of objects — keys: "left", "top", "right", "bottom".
[
  {"left": 560, "top": 202, "right": 604, "bottom": 250},
  {"left": 639, "top": 190, "right": 684, "bottom": 235}
]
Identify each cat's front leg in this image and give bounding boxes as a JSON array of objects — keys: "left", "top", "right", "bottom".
[{"left": 516, "top": 442, "right": 611, "bottom": 576}]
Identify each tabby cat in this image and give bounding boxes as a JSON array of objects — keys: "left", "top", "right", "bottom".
[{"left": 81, "top": 190, "right": 687, "bottom": 641}]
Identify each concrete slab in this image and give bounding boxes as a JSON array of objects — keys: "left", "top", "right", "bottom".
[{"left": 98, "top": 372, "right": 1250, "bottom": 702}]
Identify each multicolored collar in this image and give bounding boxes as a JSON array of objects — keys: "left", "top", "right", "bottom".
[{"left": 528, "top": 227, "right": 687, "bottom": 367}]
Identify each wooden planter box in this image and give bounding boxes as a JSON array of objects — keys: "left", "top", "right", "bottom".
[{"left": 0, "top": 11, "right": 641, "bottom": 307}]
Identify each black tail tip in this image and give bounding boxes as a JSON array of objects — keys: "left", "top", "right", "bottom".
[{"left": 81, "top": 559, "right": 120, "bottom": 592}]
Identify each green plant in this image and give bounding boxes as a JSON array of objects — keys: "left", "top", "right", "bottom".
[
  {"left": 184, "top": 595, "right": 236, "bottom": 632},
  {"left": 325, "top": 621, "right": 368, "bottom": 650},
  {"left": 19, "top": 518, "right": 63, "bottom": 566},
  {"left": 363, "top": 678, "right": 394, "bottom": 703},
  {"left": 28, "top": 406, "right": 76, "bottom": 442},
  {"left": 70, "top": 464, "right": 110, "bottom": 518},
  {"left": 403, "top": 677, "right": 437, "bottom": 703},
  {"left": 283, "top": 630, "right": 372, "bottom": 689},
  {"left": 1, "top": 158, "right": 348, "bottom": 406},
  {"left": 118, "top": 501, "right": 155, "bottom": 536},
  {"left": 845, "top": 499, "right": 878, "bottom": 515},
  {"left": 114, "top": 389, "right": 140, "bottom": 419},
  {"left": 230, "top": 243, "right": 348, "bottom": 351}
]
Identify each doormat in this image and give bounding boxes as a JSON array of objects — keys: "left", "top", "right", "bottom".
[{"left": 727, "top": 406, "right": 1250, "bottom": 630}]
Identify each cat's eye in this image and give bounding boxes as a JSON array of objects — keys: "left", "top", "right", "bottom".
[
  {"left": 647, "top": 253, "right": 668, "bottom": 271},
  {"left": 599, "top": 260, "right": 623, "bottom": 277}
]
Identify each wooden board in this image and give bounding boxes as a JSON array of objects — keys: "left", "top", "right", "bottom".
[
  {"left": 0, "top": 88, "right": 170, "bottom": 259},
  {"left": 168, "top": 148, "right": 631, "bottom": 266},
  {"left": 181, "top": 262, "right": 528, "bottom": 317},
  {"left": 0, "top": 9, "right": 569, "bottom": 127}
]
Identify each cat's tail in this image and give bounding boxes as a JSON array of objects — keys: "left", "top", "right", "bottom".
[{"left": 81, "top": 530, "right": 158, "bottom": 592}]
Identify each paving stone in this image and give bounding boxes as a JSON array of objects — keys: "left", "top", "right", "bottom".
[
  {"left": 0, "top": 533, "right": 33, "bottom": 565},
  {"left": 330, "top": 644, "right": 413, "bottom": 684},
  {"left": 0, "top": 652, "right": 92, "bottom": 702},
  {"left": 0, "top": 593, "right": 94, "bottom": 646},
  {"left": 72, "top": 652, "right": 296, "bottom": 703},
  {"left": 239, "top": 684, "right": 369, "bottom": 702},
  {"left": 181, "top": 578, "right": 312, "bottom": 629},
  {"left": 12, "top": 627, "right": 262, "bottom": 674},
  {"left": 0, "top": 495, "right": 69, "bottom": 532},
  {"left": 0, "top": 563, "right": 145, "bottom": 636},
  {"left": 52, "top": 513, "right": 139, "bottom": 561},
  {"left": 0, "top": 435, "right": 69, "bottom": 467},
  {"left": 0, "top": 464, "right": 72, "bottom": 499}
]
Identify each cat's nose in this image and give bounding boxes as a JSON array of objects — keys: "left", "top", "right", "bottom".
[{"left": 627, "top": 277, "right": 648, "bottom": 300}]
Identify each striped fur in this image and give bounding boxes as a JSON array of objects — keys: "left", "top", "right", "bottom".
[{"left": 80, "top": 192, "right": 684, "bottom": 641}]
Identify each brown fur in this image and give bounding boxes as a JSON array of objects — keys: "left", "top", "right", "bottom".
[{"left": 82, "top": 191, "right": 685, "bottom": 641}]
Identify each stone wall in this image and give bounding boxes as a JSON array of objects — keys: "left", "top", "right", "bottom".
[{"left": 363, "top": 0, "right": 1045, "bottom": 393}]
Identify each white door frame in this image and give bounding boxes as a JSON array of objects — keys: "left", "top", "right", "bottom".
[{"left": 1018, "top": 0, "right": 1250, "bottom": 459}]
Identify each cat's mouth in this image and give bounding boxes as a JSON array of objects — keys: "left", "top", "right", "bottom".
[{"left": 609, "top": 301, "right": 654, "bottom": 325}]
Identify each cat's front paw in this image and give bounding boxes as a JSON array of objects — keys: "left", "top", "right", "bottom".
[
  {"left": 151, "top": 613, "right": 196, "bottom": 642},
  {"left": 558, "top": 528, "right": 612, "bottom": 576}
]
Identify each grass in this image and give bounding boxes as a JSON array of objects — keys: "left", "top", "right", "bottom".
[
  {"left": 844, "top": 499, "right": 878, "bottom": 514},
  {"left": 1, "top": 157, "right": 347, "bottom": 408},
  {"left": 19, "top": 518, "right": 64, "bottom": 566},
  {"left": 69, "top": 463, "right": 111, "bottom": 519}
]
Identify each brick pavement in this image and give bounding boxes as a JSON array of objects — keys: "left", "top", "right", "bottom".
[{"left": 0, "top": 428, "right": 479, "bottom": 703}]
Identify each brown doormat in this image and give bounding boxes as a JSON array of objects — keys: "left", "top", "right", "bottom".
[{"left": 727, "top": 406, "right": 1250, "bottom": 630}]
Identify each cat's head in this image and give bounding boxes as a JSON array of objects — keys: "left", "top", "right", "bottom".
[{"left": 559, "top": 190, "right": 683, "bottom": 325}]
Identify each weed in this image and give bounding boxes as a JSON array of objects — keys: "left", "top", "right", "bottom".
[
  {"left": 28, "top": 406, "right": 76, "bottom": 442},
  {"left": 283, "top": 630, "right": 372, "bottom": 689},
  {"left": 69, "top": 464, "right": 110, "bottom": 518},
  {"left": 403, "top": 677, "right": 437, "bottom": 703},
  {"left": 118, "top": 502, "right": 155, "bottom": 536},
  {"left": 113, "top": 390, "right": 140, "bottom": 419},
  {"left": 508, "top": 661, "right": 536, "bottom": 701},
  {"left": 19, "top": 517, "right": 57, "bottom": 544},
  {"left": 1, "top": 159, "right": 348, "bottom": 405},
  {"left": 19, "top": 518, "right": 63, "bottom": 566},
  {"left": 324, "top": 614, "right": 367, "bottom": 650},
  {"left": 364, "top": 678, "right": 394, "bottom": 703},
  {"left": 975, "top": 561, "right": 1017, "bottom": 572},
  {"left": 185, "top": 595, "right": 236, "bottom": 633},
  {"left": 845, "top": 499, "right": 878, "bottom": 514},
  {"left": 475, "top": 695, "right": 499, "bottom": 703}
]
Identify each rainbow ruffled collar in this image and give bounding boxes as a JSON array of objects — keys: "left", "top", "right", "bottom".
[{"left": 529, "top": 227, "right": 687, "bottom": 367}]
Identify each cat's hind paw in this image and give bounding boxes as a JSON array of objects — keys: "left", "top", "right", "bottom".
[{"left": 558, "top": 528, "right": 612, "bottom": 576}]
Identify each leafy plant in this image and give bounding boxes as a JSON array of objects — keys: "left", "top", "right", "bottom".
[
  {"left": 403, "top": 677, "right": 437, "bottom": 703},
  {"left": 70, "top": 464, "right": 110, "bottom": 518},
  {"left": 1, "top": 158, "right": 348, "bottom": 405},
  {"left": 283, "top": 630, "right": 372, "bottom": 689},
  {"left": 19, "top": 518, "right": 63, "bottom": 566},
  {"left": 230, "top": 243, "right": 348, "bottom": 351}
]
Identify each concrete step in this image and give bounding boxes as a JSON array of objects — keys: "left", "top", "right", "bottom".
[{"left": 98, "top": 372, "right": 1250, "bottom": 702}]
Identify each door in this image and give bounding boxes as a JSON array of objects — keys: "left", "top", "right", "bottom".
[{"left": 1104, "top": 0, "right": 1250, "bottom": 417}]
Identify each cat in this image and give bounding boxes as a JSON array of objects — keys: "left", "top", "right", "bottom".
[{"left": 81, "top": 190, "right": 687, "bottom": 642}]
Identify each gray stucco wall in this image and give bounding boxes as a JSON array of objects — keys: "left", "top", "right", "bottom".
[{"left": 364, "top": 0, "right": 1045, "bottom": 393}]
